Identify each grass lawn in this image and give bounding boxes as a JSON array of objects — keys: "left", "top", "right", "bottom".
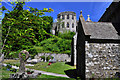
[
  {"left": 3, "top": 60, "right": 20, "bottom": 66},
  {"left": 0, "top": 69, "right": 75, "bottom": 79},
  {"left": 26, "top": 62, "right": 76, "bottom": 75},
  {"left": 3, "top": 60, "right": 76, "bottom": 75},
  {"left": 0, "top": 69, "right": 15, "bottom": 78}
]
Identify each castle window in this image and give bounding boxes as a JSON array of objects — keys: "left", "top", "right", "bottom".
[
  {"left": 57, "top": 15, "right": 60, "bottom": 19},
  {"left": 62, "top": 22, "right": 64, "bottom": 28},
  {"left": 72, "top": 15, "right": 74, "bottom": 20},
  {"left": 67, "top": 22, "right": 69, "bottom": 28},
  {"left": 62, "top": 15, "right": 64, "bottom": 19},
  {"left": 72, "top": 23, "right": 74, "bottom": 28},
  {"left": 67, "top": 14, "right": 69, "bottom": 19}
]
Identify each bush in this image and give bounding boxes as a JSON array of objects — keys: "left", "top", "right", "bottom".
[
  {"left": 33, "top": 46, "right": 44, "bottom": 53},
  {"left": 46, "top": 56, "right": 54, "bottom": 61},
  {"left": 58, "top": 31, "right": 75, "bottom": 40},
  {"left": 37, "top": 38, "right": 72, "bottom": 54},
  {"left": 40, "top": 56, "right": 45, "bottom": 61},
  {"left": 62, "top": 50, "right": 71, "bottom": 55}
]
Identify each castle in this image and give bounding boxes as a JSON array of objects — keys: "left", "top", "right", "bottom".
[{"left": 52, "top": 11, "right": 77, "bottom": 35}]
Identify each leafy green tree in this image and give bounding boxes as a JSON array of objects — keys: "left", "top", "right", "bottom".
[
  {"left": 41, "top": 16, "right": 53, "bottom": 39},
  {"left": 2, "top": 2, "right": 54, "bottom": 57}
]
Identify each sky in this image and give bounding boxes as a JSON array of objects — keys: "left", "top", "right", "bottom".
[{"left": 2, "top": 1, "right": 112, "bottom": 22}]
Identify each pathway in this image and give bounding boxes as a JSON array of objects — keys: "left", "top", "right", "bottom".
[{"left": 3, "top": 64, "right": 69, "bottom": 78}]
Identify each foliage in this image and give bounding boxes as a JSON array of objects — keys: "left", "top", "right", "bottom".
[
  {"left": 40, "top": 55, "right": 53, "bottom": 61},
  {"left": 58, "top": 31, "right": 75, "bottom": 40},
  {"left": 42, "top": 16, "right": 53, "bottom": 34},
  {"left": 2, "top": 2, "right": 53, "bottom": 57},
  {"left": 37, "top": 37, "right": 72, "bottom": 55},
  {"left": 6, "top": 64, "right": 12, "bottom": 69},
  {"left": 46, "top": 56, "right": 54, "bottom": 61},
  {"left": 40, "top": 56, "right": 45, "bottom": 61},
  {"left": 35, "top": 31, "right": 75, "bottom": 55},
  {"left": 27, "top": 48, "right": 38, "bottom": 59},
  {"left": 33, "top": 46, "right": 44, "bottom": 53}
]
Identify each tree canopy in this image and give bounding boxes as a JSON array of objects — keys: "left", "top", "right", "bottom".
[{"left": 2, "top": 2, "right": 54, "bottom": 57}]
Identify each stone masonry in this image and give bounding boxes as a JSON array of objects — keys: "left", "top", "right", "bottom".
[
  {"left": 85, "top": 41, "right": 120, "bottom": 78},
  {"left": 35, "top": 53, "right": 71, "bottom": 62}
]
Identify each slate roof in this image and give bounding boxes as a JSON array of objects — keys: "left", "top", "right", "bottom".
[{"left": 84, "top": 22, "right": 119, "bottom": 39}]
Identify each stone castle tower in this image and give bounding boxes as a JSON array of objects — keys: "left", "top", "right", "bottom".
[{"left": 52, "top": 11, "right": 77, "bottom": 35}]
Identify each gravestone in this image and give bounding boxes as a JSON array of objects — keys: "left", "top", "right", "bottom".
[
  {"left": 10, "top": 50, "right": 30, "bottom": 79},
  {"left": 10, "top": 50, "right": 41, "bottom": 79},
  {"left": 19, "top": 50, "right": 29, "bottom": 73}
]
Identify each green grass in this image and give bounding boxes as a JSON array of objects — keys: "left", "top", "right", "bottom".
[
  {"left": 34, "top": 74, "right": 75, "bottom": 80},
  {"left": 26, "top": 62, "right": 76, "bottom": 75},
  {"left": 3, "top": 60, "right": 76, "bottom": 75},
  {"left": 0, "top": 69, "right": 75, "bottom": 79},
  {"left": 0, "top": 69, "right": 15, "bottom": 78},
  {"left": 3, "top": 60, "right": 20, "bottom": 66}
]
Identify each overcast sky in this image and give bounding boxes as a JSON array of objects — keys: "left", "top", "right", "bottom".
[{"left": 2, "top": 1, "right": 112, "bottom": 22}]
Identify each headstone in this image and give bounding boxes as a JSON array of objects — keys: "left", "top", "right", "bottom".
[{"left": 19, "top": 50, "right": 29, "bottom": 73}]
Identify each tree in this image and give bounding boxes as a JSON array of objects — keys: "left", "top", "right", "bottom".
[{"left": 2, "top": 2, "right": 54, "bottom": 57}]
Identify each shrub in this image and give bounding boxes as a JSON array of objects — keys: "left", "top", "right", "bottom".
[
  {"left": 37, "top": 37, "right": 72, "bottom": 54},
  {"left": 40, "top": 56, "right": 45, "bottom": 61},
  {"left": 58, "top": 31, "right": 75, "bottom": 40},
  {"left": 46, "top": 56, "right": 54, "bottom": 61},
  {"left": 33, "top": 46, "right": 44, "bottom": 53},
  {"left": 62, "top": 50, "right": 71, "bottom": 55}
]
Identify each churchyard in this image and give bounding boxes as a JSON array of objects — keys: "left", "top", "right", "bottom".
[
  {"left": 1, "top": 1, "right": 120, "bottom": 80},
  {"left": 0, "top": 1, "right": 77, "bottom": 79},
  {"left": 1, "top": 58, "right": 76, "bottom": 79}
]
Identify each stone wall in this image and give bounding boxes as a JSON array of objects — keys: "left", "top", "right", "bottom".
[
  {"left": 57, "top": 11, "right": 77, "bottom": 32},
  {"left": 85, "top": 41, "right": 120, "bottom": 78},
  {"left": 35, "top": 53, "right": 71, "bottom": 62}
]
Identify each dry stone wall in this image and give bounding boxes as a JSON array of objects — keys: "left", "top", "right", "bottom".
[
  {"left": 35, "top": 53, "right": 71, "bottom": 62},
  {"left": 85, "top": 41, "right": 120, "bottom": 78}
]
